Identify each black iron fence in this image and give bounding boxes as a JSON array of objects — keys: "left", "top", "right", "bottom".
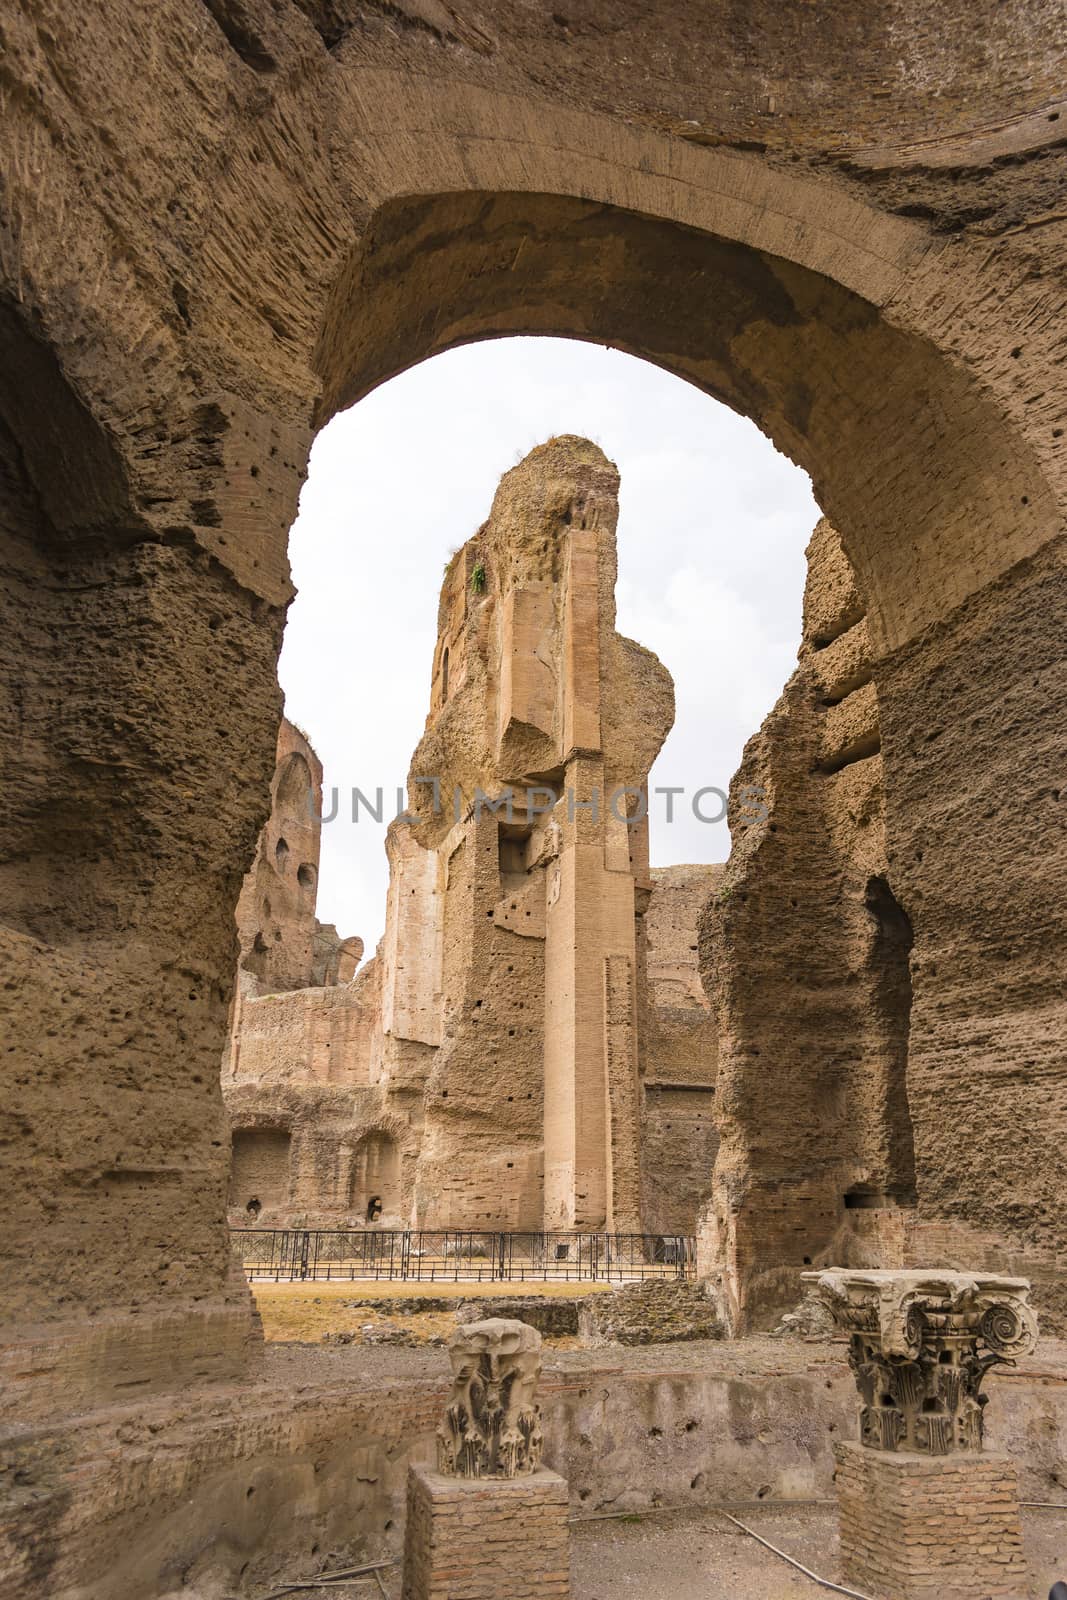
[{"left": 232, "top": 1227, "right": 695, "bottom": 1283}]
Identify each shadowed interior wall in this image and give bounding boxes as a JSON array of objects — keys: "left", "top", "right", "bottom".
[{"left": 229, "top": 1129, "right": 292, "bottom": 1214}]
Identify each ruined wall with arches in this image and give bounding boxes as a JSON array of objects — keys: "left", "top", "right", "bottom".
[{"left": 1, "top": 4, "right": 1065, "bottom": 1587}]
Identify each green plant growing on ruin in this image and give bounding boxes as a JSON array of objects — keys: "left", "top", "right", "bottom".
[{"left": 470, "top": 561, "right": 487, "bottom": 595}]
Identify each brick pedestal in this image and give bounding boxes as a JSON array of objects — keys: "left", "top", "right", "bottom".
[
  {"left": 834, "top": 1441, "right": 1028, "bottom": 1600},
  {"left": 401, "top": 1466, "right": 570, "bottom": 1600}
]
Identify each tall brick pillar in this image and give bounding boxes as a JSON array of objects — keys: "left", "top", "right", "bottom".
[
  {"left": 403, "top": 1317, "right": 571, "bottom": 1600},
  {"left": 804, "top": 1268, "right": 1036, "bottom": 1600}
]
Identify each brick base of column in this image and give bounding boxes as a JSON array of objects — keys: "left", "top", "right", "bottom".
[
  {"left": 833, "top": 1440, "right": 1028, "bottom": 1600},
  {"left": 401, "top": 1465, "right": 570, "bottom": 1600}
]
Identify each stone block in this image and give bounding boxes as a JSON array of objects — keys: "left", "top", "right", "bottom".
[
  {"left": 834, "top": 1440, "right": 1028, "bottom": 1600},
  {"left": 401, "top": 1465, "right": 570, "bottom": 1600}
]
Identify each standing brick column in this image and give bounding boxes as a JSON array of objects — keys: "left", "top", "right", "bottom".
[
  {"left": 402, "top": 1318, "right": 570, "bottom": 1600},
  {"left": 804, "top": 1268, "right": 1036, "bottom": 1600}
]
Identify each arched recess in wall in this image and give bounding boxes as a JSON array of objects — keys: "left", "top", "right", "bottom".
[
  {"left": 229, "top": 1127, "right": 292, "bottom": 1216},
  {"left": 348, "top": 1130, "right": 401, "bottom": 1223},
  {"left": 276, "top": 751, "right": 312, "bottom": 812},
  {"left": 860, "top": 874, "right": 918, "bottom": 1208}
]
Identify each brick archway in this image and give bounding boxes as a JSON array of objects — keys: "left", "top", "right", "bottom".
[{"left": 1, "top": 11, "right": 1064, "bottom": 1428}]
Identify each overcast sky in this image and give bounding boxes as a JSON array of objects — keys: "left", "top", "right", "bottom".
[{"left": 279, "top": 338, "right": 818, "bottom": 952}]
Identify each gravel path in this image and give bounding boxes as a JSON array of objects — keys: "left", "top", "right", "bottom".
[{"left": 292, "top": 1505, "right": 1066, "bottom": 1600}]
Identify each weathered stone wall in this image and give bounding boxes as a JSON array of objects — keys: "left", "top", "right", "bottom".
[
  {"left": 405, "top": 437, "right": 674, "bottom": 1234},
  {"left": 578, "top": 1281, "right": 723, "bottom": 1347},
  {"left": 231, "top": 720, "right": 325, "bottom": 996},
  {"left": 700, "top": 520, "right": 920, "bottom": 1326},
  {"left": 223, "top": 722, "right": 388, "bottom": 1227},
  {"left": 8, "top": 1336, "right": 1066, "bottom": 1600},
  {"left": 3, "top": 2, "right": 1065, "bottom": 1562},
  {"left": 641, "top": 865, "right": 720, "bottom": 1236},
  {"left": 456, "top": 1297, "right": 582, "bottom": 1340}
]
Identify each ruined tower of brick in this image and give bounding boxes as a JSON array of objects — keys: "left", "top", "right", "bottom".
[
  {"left": 385, "top": 434, "right": 674, "bottom": 1233},
  {"left": 224, "top": 437, "right": 692, "bottom": 1237}
]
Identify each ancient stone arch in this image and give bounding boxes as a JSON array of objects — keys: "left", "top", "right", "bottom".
[{"left": 2, "top": 5, "right": 1064, "bottom": 1439}]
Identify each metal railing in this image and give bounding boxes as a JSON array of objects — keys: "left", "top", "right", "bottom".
[{"left": 232, "top": 1227, "right": 695, "bottom": 1283}]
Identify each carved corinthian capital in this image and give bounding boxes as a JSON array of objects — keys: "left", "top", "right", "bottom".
[
  {"left": 803, "top": 1268, "right": 1037, "bottom": 1456},
  {"left": 437, "top": 1317, "right": 545, "bottom": 1479}
]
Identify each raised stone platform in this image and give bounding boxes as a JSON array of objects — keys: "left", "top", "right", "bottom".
[
  {"left": 834, "top": 1441, "right": 1027, "bottom": 1600},
  {"left": 402, "top": 1465, "right": 570, "bottom": 1600},
  {"left": 6, "top": 1337, "right": 1066, "bottom": 1600}
]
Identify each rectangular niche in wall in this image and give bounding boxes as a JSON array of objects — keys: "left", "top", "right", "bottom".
[{"left": 229, "top": 1128, "right": 291, "bottom": 1216}]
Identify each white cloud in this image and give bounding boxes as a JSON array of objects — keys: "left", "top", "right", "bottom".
[{"left": 278, "top": 338, "right": 818, "bottom": 950}]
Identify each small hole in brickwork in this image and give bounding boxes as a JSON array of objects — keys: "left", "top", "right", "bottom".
[
  {"left": 684, "top": 1419, "right": 699, "bottom": 1432},
  {"left": 1011, "top": 346, "right": 1022, "bottom": 358},
  {"left": 246, "top": 1485, "right": 255, "bottom": 1498},
  {"left": 648, "top": 1426, "right": 663, "bottom": 1438},
  {"left": 803, "top": 1256, "right": 812, "bottom": 1265},
  {"left": 1022, "top": 495, "right": 1029, "bottom": 505}
]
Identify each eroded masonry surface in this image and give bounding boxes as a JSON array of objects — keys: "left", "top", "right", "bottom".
[
  {"left": 2, "top": 3, "right": 1066, "bottom": 1596},
  {"left": 225, "top": 439, "right": 715, "bottom": 1242}
]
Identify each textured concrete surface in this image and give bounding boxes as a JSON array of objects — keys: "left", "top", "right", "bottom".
[{"left": 2, "top": 3, "right": 1066, "bottom": 1590}]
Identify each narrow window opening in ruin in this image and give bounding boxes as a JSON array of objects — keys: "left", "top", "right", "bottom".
[
  {"left": 297, "top": 862, "right": 316, "bottom": 890},
  {"left": 864, "top": 874, "right": 918, "bottom": 1209},
  {"left": 843, "top": 1187, "right": 888, "bottom": 1210},
  {"left": 498, "top": 820, "right": 534, "bottom": 892},
  {"left": 275, "top": 837, "right": 289, "bottom": 871},
  {"left": 441, "top": 646, "right": 449, "bottom": 702}
]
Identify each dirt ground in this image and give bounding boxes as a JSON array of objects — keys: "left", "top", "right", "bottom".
[
  {"left": 257, "top": 1504, "right": 1067, "bottom": 1599},
  {"left": 251, "top": 1276, "right": 609, "bottom": 1346},
  {"left": 245, "top": 1295, "right": 1067, "bottom": 1598}
]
